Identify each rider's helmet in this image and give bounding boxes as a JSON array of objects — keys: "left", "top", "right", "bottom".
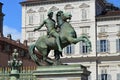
[{"left": 47, "top": 10, "right": 53, "bottom": 17}]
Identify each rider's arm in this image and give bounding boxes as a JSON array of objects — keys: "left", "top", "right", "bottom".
[{"left": 33, "top": 21, "right": 45, "bottom": 31}]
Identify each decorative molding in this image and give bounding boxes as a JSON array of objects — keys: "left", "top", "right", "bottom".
[
  {"left": 38, "top": 7, "right": 47, "bottom": 12},
  {"left": 116, "top": 31, "right": 120, "bottom": 37},
  {"left": 79, "top": 3, "right": 90, "bottom": 8},
  {"left": 27, "top": 8, "right": 36, "bottom": 13},
  {"left": 49, "top": 6, "right": 59, "bottom": 11},
  {"left": 98, "top": 32, "right": 109, "bottom": 38},
  {"left": 81, "top": 33, "right": 90, "bottom": 38},
  {"left": 64, "top": 4, "right": 74, "bottom": 9}
]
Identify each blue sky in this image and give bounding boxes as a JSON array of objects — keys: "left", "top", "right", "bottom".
[
  {"left": 0, "top": 0, "right": 24, "bottom": 40},
  {"left": 0, "top": 0, "right": 120, "bottom": 40}
]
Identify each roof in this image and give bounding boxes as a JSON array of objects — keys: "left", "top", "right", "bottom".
[
  {"left": 20, "top": 0, "right": 90, "bottom": 6},
  {"left": 97, "top": 10, "right": 120, "bottom": 17}
]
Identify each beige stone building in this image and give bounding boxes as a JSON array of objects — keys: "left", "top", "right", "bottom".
[{"left": 21, "top": 0, "right": 120, "bottom": 80}]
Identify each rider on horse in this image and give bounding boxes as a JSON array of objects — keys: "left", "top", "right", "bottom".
[{"left": 33, "top": 10, "right": 62, "bottom": 52}]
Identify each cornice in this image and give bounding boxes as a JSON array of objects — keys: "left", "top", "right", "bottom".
[
  {"left": 98, "top": 32, "right": 109, "bottom": 38},
  {"left": 20, "top": 0, "right": 90, "bottom": 6},
  {"left": 79, "top": 3, "right": 90, "bottom": 8},
  {"left": 96, "top": 16, "right": 120, "bottom": 21},
  {"left": 61, "top": 55, "right": 120, "bottom": 63}
]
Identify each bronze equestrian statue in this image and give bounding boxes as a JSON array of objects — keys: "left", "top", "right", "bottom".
[{"left": 29, "top": 11, "right": 91, "bottom": 66}]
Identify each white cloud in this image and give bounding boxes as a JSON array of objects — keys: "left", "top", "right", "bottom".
[{"left": 3, "top": 25, "right": 21, "bottom": 40}]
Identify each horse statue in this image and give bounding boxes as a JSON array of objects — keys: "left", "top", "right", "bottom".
[{"left": 29, "top": 11, "right": 91, "bottom": 66}]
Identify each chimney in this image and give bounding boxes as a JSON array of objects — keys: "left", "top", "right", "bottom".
[
  {"left": 23, "top": 40, "right": 28, "bottom": 46},
  {"left": 0, "top": 2, "right": 4, "bottom": 36},
  {"left": 7, "top": 34, "right": 12, "bottom": 40}
]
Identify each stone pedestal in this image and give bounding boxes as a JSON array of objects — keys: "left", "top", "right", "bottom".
[
  {"left": 10, "top": 73, "right": 20, "bottom": 80},
  {"left": 33, "top": 64, "right": 91, "bottom": 80}
]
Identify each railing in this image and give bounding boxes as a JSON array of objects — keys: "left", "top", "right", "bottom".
[{"left": 0, "top": 66, "right": 37, "bottom": 80}]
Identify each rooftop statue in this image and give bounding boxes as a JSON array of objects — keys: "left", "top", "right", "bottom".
[{"left": 29, "top": 10, "right": 91, "bottom": 66}]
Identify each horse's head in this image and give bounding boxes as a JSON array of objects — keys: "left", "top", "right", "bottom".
[
  {"left": 56, "top": 11, "right": 72, "bottom": 22},
  {"left": 63, "top": 12, "right": 72, "bottom": 21},
  {"left": 56, "top": 10, "right": 63, "bottom": 17}
]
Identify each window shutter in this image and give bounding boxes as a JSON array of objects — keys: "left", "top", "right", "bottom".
[
  {"left": 72, "top": 44, "right": 75, "bottom": 54},
  {"left": 64, "top": 47, "right": 67, "bottom": 54},
  {"left": 98, "top": 74, "right": 101, "bottom": 80},
  {"left": 116, "top": 39, "right": 119, "bottom": 52},
  {"left": 106, "top": 40, "right": 110, "bottom": 52},
  {"left": 80, "top": 42, "right": 83, "bottom": 54},
  {"left": 117, "top": 73, "right": 120, "bottom": 80},
  {"left": 88, "top": 75, "right": 91, "bottom": 80},
  {"left": 97, "top": 40, "right": 100, "bottom": 53},
  {"left": 107, "top": 74, "right": 112, "bottom": 80}
]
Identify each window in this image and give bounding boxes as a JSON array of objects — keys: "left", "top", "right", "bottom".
[
  {"left": 39, "top": 30, "right": 47, "bottom": 37},
  {"left": 28, "top": 32, "right": 34, "bottom": 42},
  {"left": 101, "top": 69, "right": 107, "bottom": 80},
  {"left": 64, "top": 44, "right": 74, "bottom": 55},
  {"left": 99, "top": 74, "right": 111, "bottom": 80},
  {"left": 116, "top": 39, "right": 120, "bottom": 52},
  {"left": 81, "top": 9, "right": 87, "bottom": 20},
  {"left": 39, "top": 12, "right": 45, "bottom": 23},
  {"left": 29, "top": 15, "right": 33, "bottom": 24},
  {"left": 88, "top": 75, "right": 91, "bottom": 80},
  {"left": 80, "top": 42, "right": 89, "bottom": 54},
  {"left": 101, "top": 74, "right": 107, "bottom": 80},
  {"left": 117, "top": 73, "right": 120, "bottom": 80},
  {"left": 64, "top": 4, "right": 73, "bottom": 14},
  {"left": 97, "top": 40, "right": 109, "bottom": 53},
  {"left": 98, "top": 68, "right": 111, "bottom": 80},
  {"left": 81, "top": 26, "right": 90, "bottom": 34},
  {"left": 100, "top": 27, "right": 106, "bottom": 33},
  {"left": 117, "top": 24, "right": 120, "bottom": 31},
  {"left": 99, "top": 25, "right": 108, "bottom": 33},
  {"left": 65, "top": 9, "right": 73, "bottom": 15}
]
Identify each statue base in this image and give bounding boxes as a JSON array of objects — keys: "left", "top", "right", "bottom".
[
  {"left": 9, "top": 73, "right": 20, "bottom": 80},
  {"left": 33, "top": 64, "right": 91, "bottom": 80}
]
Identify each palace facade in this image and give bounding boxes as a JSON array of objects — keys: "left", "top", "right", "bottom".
[{"left": 21, "top": 0, "right": 120, "bottom": 80}]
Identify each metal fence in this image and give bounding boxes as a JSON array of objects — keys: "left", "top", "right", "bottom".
[{"left": 0, "top": 66, "right": 37, "bottom": 80}]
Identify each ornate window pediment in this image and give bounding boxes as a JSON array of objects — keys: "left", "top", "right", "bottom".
[
  {"left": 27, "top": 8, "right": 36, "bottom": 13},
  {"left": 98, "top": 32, "right": 109, "bottom": 38},
  {"left": 49, "top": 6, "right": 59, "bottom": 11},
  {"left": 79, "top": 3, "right": 90, "bottom": 8},
  {"left": 64, "top": 4, "right": 74, "bottom": 9},
  {"left": 38, "top": 7, "right": 47, "bottom": 12}
]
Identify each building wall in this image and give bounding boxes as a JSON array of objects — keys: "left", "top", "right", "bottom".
[
  {"left": 21, "top": 0, "right": 120, "bottom": 80},
  {"left": 21, "top": 0, "right": 96, "bottom": 56}
]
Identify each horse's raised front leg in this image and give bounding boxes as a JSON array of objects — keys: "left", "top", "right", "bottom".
[
  {"left": 67, "top": 35, "right": 92, "bottom": 51},
  {"left": 81, "top": 35, "right": 92, "bottom": 51},
  {"left": 67, "top": 36, "right": 85, "bottom": 44}
]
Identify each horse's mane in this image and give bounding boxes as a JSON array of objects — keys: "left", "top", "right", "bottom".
[{"left": 56, "top": 11, "right": 64, "bottom": 28}]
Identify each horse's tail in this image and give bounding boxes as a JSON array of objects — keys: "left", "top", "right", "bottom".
[{"left": 29, "top": 44, "right": 41, "bottom": 66}]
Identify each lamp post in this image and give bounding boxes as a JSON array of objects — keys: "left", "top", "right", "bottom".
[{"left": 8, "top": 49, "right": 22, "bottom": 80}]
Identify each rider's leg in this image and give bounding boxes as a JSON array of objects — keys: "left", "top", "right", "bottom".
[
  {"left": 56, "top": 36, "right": 62, "bottom": 52},
  {"left": 52, "top": 32, "right": 62, "bottom": 52}
]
